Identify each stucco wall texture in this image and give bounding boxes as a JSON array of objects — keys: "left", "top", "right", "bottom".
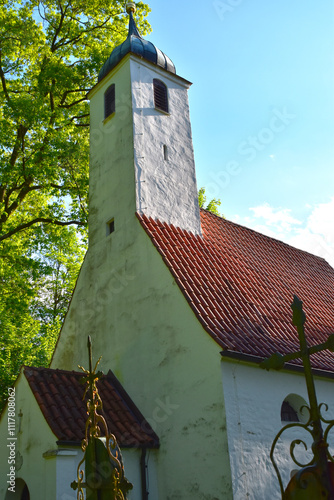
[{"left": 222, "top": 361, "right": 334, "bottom": 499}]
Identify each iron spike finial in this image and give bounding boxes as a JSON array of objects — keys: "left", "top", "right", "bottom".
[{"left": 291, "top": 295, "right": 306, "bottom": 328}]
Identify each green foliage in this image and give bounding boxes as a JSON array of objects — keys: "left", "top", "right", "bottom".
[
  {"left": 0, "top": 224, "right": 85, "bottom": 409},
  {"left": 0, "top": 0, "right": 151, "bottom": 242},
  {"left": 0, "top": 0, "right": 151, "bottom": 410},
  {"left": 198, "top": 187, "right": 223, "bottom": 217}
]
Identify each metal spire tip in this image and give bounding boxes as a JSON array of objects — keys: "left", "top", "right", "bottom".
[{"left": 126, "top": 2, "right": 136, "bottom": 14}]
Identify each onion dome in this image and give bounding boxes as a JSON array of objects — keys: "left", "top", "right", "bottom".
[{"left": 98, "top": 3, "right": 176, "bottom": 82}]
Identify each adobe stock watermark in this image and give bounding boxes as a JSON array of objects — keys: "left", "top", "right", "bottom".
[
  {"left": 78, "top": 268, "right": 136, "bottom": 320},
  {"left": 205, "top": 106, "right": 296, "bottom": 199},
  {"left": 213, "top": 0, "right": 244, "bottom": 21},
  {"left": 143, "top": 396, "right": 180, "bottom": 433},
  {"left": 7, "top": 388, "right": 16, "bottom": 493},
  {"left": 113, "top": 396, "right": 180, "bottom": 449}
]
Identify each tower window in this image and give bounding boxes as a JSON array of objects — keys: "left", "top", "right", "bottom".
[
  {"left": 163, "top": 144, "right": 168, "bottom": 161},
  {"left": 104, "top": 84, "right": 115, "bottom": 119},
  {"left": 106, "top": 218, "right": 115, "bottom": 236},
  {"left": 153, "top": 79, "right": 168, "bottom": 113}
]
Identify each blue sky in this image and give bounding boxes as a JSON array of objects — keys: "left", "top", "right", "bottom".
[{"left": 144, "top": 1, "right": 334, "bottom": 266}]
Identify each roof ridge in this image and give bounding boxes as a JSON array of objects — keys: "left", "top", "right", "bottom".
[
  {"left": 199, "top": 208, "right": 329, "bottom": 265},
  {"left": 24, "top": 365, "right": 83, "bottom": 377}
]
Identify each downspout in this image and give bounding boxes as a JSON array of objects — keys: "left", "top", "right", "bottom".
[{"left": 140, "top": 448, "right": 149, "bottom": 500}]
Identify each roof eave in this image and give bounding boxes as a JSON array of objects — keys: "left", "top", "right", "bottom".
[{"left": 220, "top": 350, "right": 334, "bottom": 378}]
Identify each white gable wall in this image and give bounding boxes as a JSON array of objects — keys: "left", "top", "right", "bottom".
[
  {"left": 221, "top": 359, "right": 334, "bottom": 499},
  {"left": 51, "top": 213, "right": 233, "bottom": 499}
]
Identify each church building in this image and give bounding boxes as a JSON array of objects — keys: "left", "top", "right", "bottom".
[{"left": 1, "top": 3, "right": 334, "bottom": 499}]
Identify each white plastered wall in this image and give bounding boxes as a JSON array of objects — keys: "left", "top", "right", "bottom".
[
  {"left": 130, "top": 57, "right": 201, "bottom": 235},
  {"left": 221, "top": 359, "right": 334, "bottom": 500},
  {"left": 87, "top": 54, "right": 201, "bottom": 249}
]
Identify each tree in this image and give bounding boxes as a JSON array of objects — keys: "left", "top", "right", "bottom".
[
  {"left": 0, "top": 0, "right": 151, "bottom": 242},
  {"left": 0, "top": 0, "right": 151, "bottom": 410},
  {"left": 198, "top": 187, "right": 223, "bottom": 217}
]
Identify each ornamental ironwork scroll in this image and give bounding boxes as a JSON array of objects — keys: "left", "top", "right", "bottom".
[
  {"left": 261, "top": 295, "right": 334, "bottom": 499},
  {"left": 71, "top": 336, "right": 133, "bottom": 499}
]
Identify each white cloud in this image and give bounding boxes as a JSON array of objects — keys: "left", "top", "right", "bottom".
[
  {"left": 249, "top": 203, "right": 302, "bottom": 231},
  {"left": 289, "top": 198, "right": 334, "bottom": 267},
  {"left": 233, "top": 198, "right": 334, "bottom": 268}
]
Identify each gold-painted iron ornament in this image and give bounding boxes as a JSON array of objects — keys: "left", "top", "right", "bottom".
[
  {"left": 71, "top": 336, "right": 133, "bottom": 499},
  {"left": 261, "top": 295, "right": 334, "bottom": 499}
]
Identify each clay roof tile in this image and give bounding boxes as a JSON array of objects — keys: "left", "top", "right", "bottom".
[
  {"left": 137, "top": 209, "right": 334, "bottom": 372},
  {"left": 23, "top": 366, "right": 159, "bottom": 448}
]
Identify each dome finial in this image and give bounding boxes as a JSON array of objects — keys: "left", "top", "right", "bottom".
[
  {"left": 126, "top": 2, "right": 136, "bottom": 14},
  {"left": 98, "top": 1, "right": 176, "bottom": 82}
]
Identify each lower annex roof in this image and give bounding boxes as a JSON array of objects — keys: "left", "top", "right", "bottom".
[
  {"left": 24, "top": 366, "right": 159, "bottom": 448},
  {"left": 137, "top": 209, "right": 334, "bottom": 372}
]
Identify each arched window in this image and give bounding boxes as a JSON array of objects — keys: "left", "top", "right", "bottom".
[
  {"left": 153, "top": 79, "right": 168, "bottom": 113},
  {"left": 104, "top": 84, "right": 115, "bottom": 119},
  {"left": 21, "top": 484, "right": 30, "bottom": 500},
  {"left": 281, "top": 394, "right": 308, "bottom": 424},
  {"left": 281, "top": 400, "right": 299, "bottom": 422},
  {"left": 5, "top": 478, "right": 30, "bottom": 500}
]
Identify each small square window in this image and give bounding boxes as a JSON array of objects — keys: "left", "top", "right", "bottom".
[{"left": 106, "top": 218, "right": 115, "bottom": 236}]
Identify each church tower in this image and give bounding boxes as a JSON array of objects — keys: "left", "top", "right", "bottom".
[{"left": 87, "top": 2, "right": 201, "bottom": 248}]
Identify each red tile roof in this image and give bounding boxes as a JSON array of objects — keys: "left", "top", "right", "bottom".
[
  {"left": 24, "top": 366, "right": 159, "bottom": 448},
  {"left": 137, "top": 209, "right": 334, "bottom": 372}
]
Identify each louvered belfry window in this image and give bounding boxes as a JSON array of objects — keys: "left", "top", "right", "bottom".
[
  {"left": 153, "top": 79, "right": 168, "bottom": 113},
  {"left": 104, "top": 84, "right": 115, "bottom": 119}
]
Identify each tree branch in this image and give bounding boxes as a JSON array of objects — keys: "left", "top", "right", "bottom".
[
  {"left": 0, "top": 218, "right": 86, "bottom": 242},
  {"left": 0, "top": 49, "right": 10, "bottom": 101},
  {"left": 69, "top": 113, "right": 89, "bottom": 123},
  {"left": 1, "top": 177, "right": 35, "bottom": 224},
  {"left": 59, "top": 96, "right": 87, "bottom": 108},
  {"left": 52, "top": 15, "right": 113, "bottom": 53},
  {"left": 9, "top": 125, "right": 28, "bottom": 168},
  {"left": 51, "top": 1, "right": 67, "bottom": 52}
]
